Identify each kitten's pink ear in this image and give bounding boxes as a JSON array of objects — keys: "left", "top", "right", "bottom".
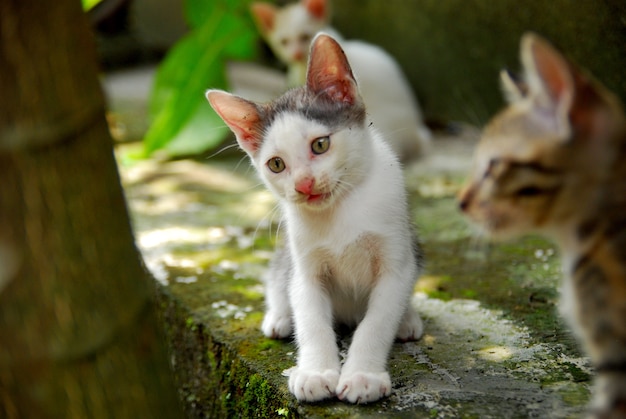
[
  {"left": 250, "top": 2, "right": 277, "bottom": 34},
  {"left": 302, "top": 0, "right": 329, "bottom": 20},
  {"left": 499, "top": 69, "right": 528, "bottom": 103},
  {"left": 306, "top": 34, "right": 360, "bottom": 105},
  {"left": 521, "top": 33, "right": 574, "bottom": 136},
  {"left": 206, "top": 90, "right": 264, "bottom": 154}
]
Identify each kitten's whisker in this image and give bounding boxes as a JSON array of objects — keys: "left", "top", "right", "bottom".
[
  {"left": 244, "top": 181, "right": 265, "bottom": 193},
  {"left": 451, "top": 87, "right": 482, "bottom": 127},
  {"left": 275, "top": 212, "right": 285, "bottom": 244},
  {"left": 252, "top": 202, "right": 281, "bottom": 244},
  {"left": 205, "top": 142, "right": 239, "bottom": 160},
  {"left": 384, "top": 126, "right": 412, "bottom": 137},
  {"left": 234, "top": 154, "right": 252, "bottom": 173}
]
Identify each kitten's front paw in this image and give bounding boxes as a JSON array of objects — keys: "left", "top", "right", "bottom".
[
  {"left": 261, "top": 311, "right": 293, "bottom": 339},
  {"left": 396, "top": 308, "right": 424, "bottom": 342},
  {"left": 288, "top": 368, "right": 339, "bottom": 402},
  {"left": 336, "top": 371, "right": 391, "bottom": 404}
]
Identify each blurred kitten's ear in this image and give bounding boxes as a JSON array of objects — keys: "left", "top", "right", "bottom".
[
  {"left": 499, "top": 69, "right": 527, "bottom": 103},
  {"left": 306, "top": 34, "right": 360, "bottom": 105},
  {"left": 250, "top": 2, "right": 277, "bottom": 34},
  {"left": 302, "top": 0, "right": 329, "bottom": 20},
  {"left": 206, "top": 90, "right": 264, "bottom": 155},
  {"left": 521, "top": 32, "right": 574, "bottom": 137}
]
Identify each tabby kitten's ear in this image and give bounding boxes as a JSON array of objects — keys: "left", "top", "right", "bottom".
[
  {"left": 250, "top": 2, "right": 277, "bottom": 34},
  {"left": 499, "top": 69, "right": 527, "bottom": 103},
  {"left": 521, "top": 32, "right": 575, "bottom": 138},
  {"left": 205, "top": 90, "right": 264, "bottom": 155},
  {"left": 306, "top": 34, "right": 361, "bottom": 106}
]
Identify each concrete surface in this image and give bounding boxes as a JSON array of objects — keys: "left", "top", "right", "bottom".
[{"left": 104, "top": 55, "right": 593, "bottom": 416}]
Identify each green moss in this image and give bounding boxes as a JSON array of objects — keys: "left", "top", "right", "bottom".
[
  {"left": 151, "top": 183, "right": 590, "bottom": 418},
  {"left": 131, "top": 135, "right": 592, "bottom": 417},
  {"left": 185, "top": 317, "right": 197, "bottom": 331},
  {"left": 537, "top": 362, "right": 591, "bottom": 387}
]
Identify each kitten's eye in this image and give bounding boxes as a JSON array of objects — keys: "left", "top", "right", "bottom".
[
  {"left": 483, "top": 158, "right": 501, "bottom": 179},
  {"left": 267, "top": 157, "right": 286, "bottom": 173},
  {"left": 311, "top": 136, "right": 330, "bottom": 155},
  {"left": 299, "top": 34, "right": 311, "bottom": 43},
  {"left": 280, "top": 38, "right": 289, "bottom": 47},
  {"left": 515, "top": 186, "right": 545, "bottom": 197}
]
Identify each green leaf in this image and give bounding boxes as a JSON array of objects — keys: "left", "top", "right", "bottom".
[
  {"left": 163, "top": 102, "right": 229, "bottom": 156},
  {"left": 82, "top": 0, "right": 103, "bottom": 11},
  {"left": 184, "top": 0, "right": 216, "bottom": 30},
  {"left": 143, "top": 5, "right": 257, "bottom": 157},
  {"left": 184, "top": 0, "right": 254, "bottom": 30}
]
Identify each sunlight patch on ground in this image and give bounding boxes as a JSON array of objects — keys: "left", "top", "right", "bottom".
[{"left": 413, "top": 292, "right": 592, "bottom": 379}]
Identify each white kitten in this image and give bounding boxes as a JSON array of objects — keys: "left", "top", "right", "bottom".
[
  {"left": 251, "top": 0, "right": 431, "bottom": 162},
  {"left": 207, "top": 34, "right": 423, "bottom": 404}
]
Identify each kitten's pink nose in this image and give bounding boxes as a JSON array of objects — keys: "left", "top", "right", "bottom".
[{"left": 295, "top": 177, "right": 315, "bottom": 195}]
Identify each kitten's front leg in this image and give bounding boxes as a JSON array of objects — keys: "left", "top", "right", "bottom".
[
  {"left": 262, "top": 247, "right": 293, "bottom": 339},
  {"left": 261, "top": 285, "right": 293, "bottom": 339},
  {"left": 337, "top": 266, "right": 418, "bottom": 404},
  {"left": 288, "top": 267, "right": 341, "bottom": 402},
  {"left": 591, "top": 372, "right": 626, "bottom": 418},
  {"left": 396, "top": 305, "right": 424, "bottom": 342}
]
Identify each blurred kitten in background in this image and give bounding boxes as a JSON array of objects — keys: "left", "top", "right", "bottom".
[
  {"left": 251, "top": 0, "right": 431, "bottom": 162},
  {"left": 459, "top": 33, "right": 626, "bottom": 418}
]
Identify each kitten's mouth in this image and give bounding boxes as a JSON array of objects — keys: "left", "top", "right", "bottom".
[
  {"left": 306, "top": 192, "right": 330, "bottom": 203},
  {"left": 297, "top": 191, "right": 333, "bottom": 207}
]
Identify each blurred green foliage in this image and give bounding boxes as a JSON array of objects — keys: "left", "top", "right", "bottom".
[
  {"left": 143, "top": 0, "right": 258, "bottom": 157},
  {"left": 82, "top": 0, "right": 103, "bottom": 10}
]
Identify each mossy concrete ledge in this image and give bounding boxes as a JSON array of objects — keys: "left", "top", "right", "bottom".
[
  {"left": 153, "top": 273, "right": 591, "bottom": 419},
  {"left": 120, "top": 134, "right": 593, "bottom": 418}
]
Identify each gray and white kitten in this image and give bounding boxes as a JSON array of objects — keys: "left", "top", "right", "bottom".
[{"left": 206, "top": 34, "right": 423, "bottom": 404}]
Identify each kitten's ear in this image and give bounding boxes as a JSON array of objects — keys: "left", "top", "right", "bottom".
[
  {"left": 306, "top": 34, "right": 360, "bottom": 105},
  {"left": 499, "top": 69, "right": 528, "bottom": 103},
  {"left": 206, "top": 90, "right": 264, "bottom": 155},
  {"left": 521, "top": 33, "right": 574, "bottom": 137},
  {"left": 250, "top": 2, "right": 277, "bottom": 34},
  {"left": 302, "top": 0, "right": 329, "bottom": 20}
]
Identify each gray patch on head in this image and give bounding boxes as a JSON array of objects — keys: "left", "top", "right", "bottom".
[{"left": 260, "top": 86, "right": 366, "bottom": 133}]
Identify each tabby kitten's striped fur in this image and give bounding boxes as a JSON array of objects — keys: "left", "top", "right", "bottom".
[{"left": 459, "top": 33, "right": 626, "bottom": 418}]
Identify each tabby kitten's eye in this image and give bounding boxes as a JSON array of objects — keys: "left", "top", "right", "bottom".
[
  {"left": 311, "top": 136, "right": 330, "bottom": 155},
  {"left": 267, "top": 157, "right": 286, "bottom": 173},
  {"left": 515, "top": 186, "right": 545, "bottom": 197}
]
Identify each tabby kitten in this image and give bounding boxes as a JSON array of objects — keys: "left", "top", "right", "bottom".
[
  {"left": 459, "top": 33, "right": 626, "bottom": 418},
  {"left": 250, "top": 0, "right": 431, "bottom": 162},
  {"left": 206, "top": 34, "right": 423, "bottom": 404}
]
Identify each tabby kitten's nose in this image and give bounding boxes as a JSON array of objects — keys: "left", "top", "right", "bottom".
[{"left": 458, "top": 188, "right": 472, "bottom": 212}]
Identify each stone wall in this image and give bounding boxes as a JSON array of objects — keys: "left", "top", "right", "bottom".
[{"left": 332, "top": 0, "right": 626, "bottom": 124}]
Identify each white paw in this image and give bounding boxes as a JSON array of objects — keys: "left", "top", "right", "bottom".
[
  {"left": 261, "top": 311, "right": 293, "bottom": 339},
  {"left": 396, "top": 308, "right": 424, "bottom": 341},
  {"left": 336, "top": 371, "right": 391, "bottom": 404},
  {"left": 288, "top": 368, "right": 339, "bottom": 402}
]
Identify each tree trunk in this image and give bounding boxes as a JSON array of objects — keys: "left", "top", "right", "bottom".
[{"left": 0, "top": 1, "right": 182, "bottom": 417}]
